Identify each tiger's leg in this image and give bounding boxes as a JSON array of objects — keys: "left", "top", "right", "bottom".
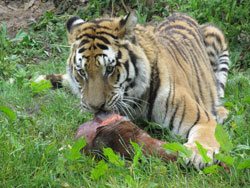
[
  {"left": 35, "top": 74, "right": 69, "bottom": 89},
  {"left": 170, "top": 91, "right": 220, "bottom": 169}
]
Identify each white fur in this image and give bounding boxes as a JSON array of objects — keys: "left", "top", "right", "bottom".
[
  {"left": 72, "top": 19, "right": 84, "bottom": 26},
  {"left": 76, "top": 49, "right": 85, "bottom": 68},
  {"left": 152, "top": 84, "right": 171, "bottom": 126},
  {"left": 34, "top": 75, "right": 46, "bottom": 83}
]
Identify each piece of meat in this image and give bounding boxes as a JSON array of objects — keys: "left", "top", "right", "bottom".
[
  {"left": 75, "top": 111, "right": 177, "bottom": 162},
  {"left": 75, "top": 111, "right": 129, "bottom": 151}
]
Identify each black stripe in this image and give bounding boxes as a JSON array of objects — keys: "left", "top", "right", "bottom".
[
  {"left": 76, "top": 33, "right": 94, "bottom": 40},
  {"left": 171, "top": 78, "right": 176, "bottom": 106},
  {"left": 96, "top": 35, "right": 111, "bottom": 44},
  {"left": 219, "top": 54, "right": 229, "bottom": 58},
  {"left": 209, "top": 87, "right": 216, "bottom": 117},
  {"left": 79, "top": 39, "right": 90, "bottom": 46},
  {"left": 147, "top": 61, "right": 160, "bottom": 121},
  {"left": 124, "top": 60, "right": 130, "bottom": 79},
  {"left": 76, "top": 33, "right": 113, "bottom": 44},
  {"left": 194, "top": 92, "right": 200, "bottom": 105},
  {"left": 204, "top": 110, "right": 210, "bottom": 122},
  {"left": 177, "top": 97, "right": 186, "bottom": 134},
  {"left": 204, "top": 33, "right": 222, "bottom": 46},
  {"left": 220, "top": 83, "right": 225, "bottom": 89},
  {"left": 78, "top": 47, "right": 86, "bottom": 53},
  {"left": 117, "top": 50, "right": 122, "bottom": 59},
  {"left": 128, "top": 50, "right": 138, "bottom": 76},
  {"left": 95, "top": 25, "right": 113, "bottom": 30},
  {"left": 163, "top": 78, "right": 171, "bottom": 122},
  {"left": 96, "top": 32, "right": 118, "bottom": 40},
  {"left": 204, "top": 109, "right": 210, "bottom": 122},
  {"left": 219, "top": 61, "right": 229, "bottom": 65},
  {"left": 186, "top": 104, "right": 200, "bottom": 139},
  {"left": 73, "top": 54, "right": 77, "bottom": 65},
  {"left": 66, "top": 16, "right": 81, "bottom": 32},
  {"left": 169, "top": 101, "right": 180, "bottom": 130},
  {"left": 116, "top": 72, "right": 120, "bottom": 84},
  {"left": 219, "top": 68, "right": 228, "bottom": 72},
  {"left": 96, "top": 43, "right": 108, "bottom": 50},
  {"left": 189, "top": 51, "right": 204, "bottom": 102}
]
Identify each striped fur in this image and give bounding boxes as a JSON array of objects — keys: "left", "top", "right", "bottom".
[
  {"left": 38, "top": 12, "right": 230, "bottom": 169},
  {"left": 201, "top": 24, "right": 230, "bottom": 98}
]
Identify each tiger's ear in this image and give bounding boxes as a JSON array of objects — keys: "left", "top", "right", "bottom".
[
  {"left": 118, "top": 11, "right": 138, "bottom": 41},
  {"left": 66, "top": 16, "right": 85, "bottom": 44}
]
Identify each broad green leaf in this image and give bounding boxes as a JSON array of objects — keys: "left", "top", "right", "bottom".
[
  {"left": 103, "top": 147, "right": 125, "bottom": 167},
  {"left": 195, "top": 141, "right": 212, "bottom": 163},
  {"left": 237, "top": 158, "right": 250, "bottom": 170},
  {"left": 0, "top": 106, "right": 16, "bottom": 121},
  {"left": 162, "top": 143, "right": 192, "bottom": 158},
  {"left": 91, "top": 160, "right": 108, "bottom": 180},
  {"left": 131, "top": 141, "right": 144, "bottom": 167},
  {"left": 203, "top": 165, "right": 218, "bottom": 174},
  {"left": 215, "top": 153, "right": 234, "bottom": 166},
  {"left": 215, "top": 124, "right": 233, "bottom": 152},
  {"left": 66, "top": 137, "right": 86, "bottom": 161},
  {"left": 30, "top": 80, "right": 52, "bottom": 94}
]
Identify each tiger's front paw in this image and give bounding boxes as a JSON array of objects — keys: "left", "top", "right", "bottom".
[{"left": 184, "top": 142, "right": 220, "bottom": 169}]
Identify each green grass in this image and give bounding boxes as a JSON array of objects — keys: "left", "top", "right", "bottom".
[{"left": 0, "top": 0, "right": 249, "bottom": 187}]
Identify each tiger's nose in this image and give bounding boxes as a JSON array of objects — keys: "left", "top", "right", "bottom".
[{"left": 90, "top": 102, "right": 105, "bottom": 111}]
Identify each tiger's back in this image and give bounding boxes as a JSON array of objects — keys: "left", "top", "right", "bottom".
[{"left": 153, "top": 13, "right": 222, "bottom": 122}]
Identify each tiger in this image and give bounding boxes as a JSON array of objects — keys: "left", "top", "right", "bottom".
[{"left": 36, "top": 12, "right": 230, "bottom": 169}]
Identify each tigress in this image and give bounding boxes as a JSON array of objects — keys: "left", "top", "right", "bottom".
[{"left": 37, "top": 12, "right": 230, "bottom": 169}]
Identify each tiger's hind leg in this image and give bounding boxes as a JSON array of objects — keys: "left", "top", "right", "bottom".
[{"left": 35, "top": 74, "right": 69, "bottom": 89}]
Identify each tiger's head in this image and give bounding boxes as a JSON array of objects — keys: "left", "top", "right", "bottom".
[{"left": 66, "top": 12, "right": 150, "bottom": 115}]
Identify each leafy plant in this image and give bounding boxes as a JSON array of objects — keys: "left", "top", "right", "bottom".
[
  {"left": 103, "top": 147, "right": 125, "bottom": 167},
  {"left": 203, "top": 124, "right": 250, "bottom": 174},
  {"left": 0, "top": 106, "right": 16, "bottom": 121},
  {"left": 66, "top": 137, "right": 86, "bottom": 161},
  {"left": 162, "top": 142, "right": 192, "bottom": 158},
  {"left": 195, "top": 141, "right": 212, "bottom": 163},
  {"left": 91, "top": 160, "right": 108, "bottom": 180},
  {"left": 28, "top": 80, "right": 52, "bottom": 95}
]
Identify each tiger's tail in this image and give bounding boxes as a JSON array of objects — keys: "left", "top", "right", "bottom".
[{"left": 201, "top": 23, "right": 230, "bottom": 98}]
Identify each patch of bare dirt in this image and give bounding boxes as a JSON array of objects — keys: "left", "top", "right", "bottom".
[{"left": 0, "top": 0, "right": 55, "bottom": 38}]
